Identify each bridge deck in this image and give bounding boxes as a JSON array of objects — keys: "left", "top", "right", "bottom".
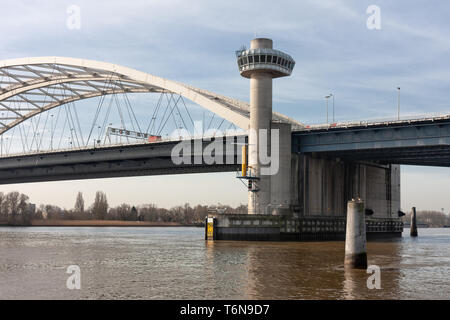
[
  {"left": 293, "top": 115, "right": 450, "bottom": 167},
  {"left": 0, "top": 137, "right": 244, "bottom": 184}
]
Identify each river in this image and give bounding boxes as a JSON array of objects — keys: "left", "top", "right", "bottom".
[{"left": 0, "top": 226, "right": 448, "bottom": 299}]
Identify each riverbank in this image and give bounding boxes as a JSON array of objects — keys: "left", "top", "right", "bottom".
[{"left": 0, "top": 219, "right": 202, "bottom": 227}]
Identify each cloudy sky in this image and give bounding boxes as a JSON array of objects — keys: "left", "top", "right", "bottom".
[{"left": 1, "top": 0, "right": 450, "bottom": 212}]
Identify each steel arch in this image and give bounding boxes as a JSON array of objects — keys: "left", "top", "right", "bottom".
[{"left": 0, "top": 57, "right": 303, "bottom": 134}]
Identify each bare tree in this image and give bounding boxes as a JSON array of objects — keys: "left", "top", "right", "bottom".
[
  {"left": 130, "top": 206, "right": 138, "bottom": 221},
  {"left": 116, "top": 203, "right": 131, "bottom": 220},
  {"left": 74, "top": 191, "right": 85, "bottom": 214},
  {"left": 0, "top": 192, "right": 5, "bottom": 220},
  {"left": 91, "top": 191, "right": 108, "bottom": 219},
  {"left": 4, "top": 191, "right": 30, "bottom": 225}
]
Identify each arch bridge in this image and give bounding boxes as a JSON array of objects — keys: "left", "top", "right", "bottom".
[
  {"left": 2, "top": 55, "right": 450, "bottom": 239},
  {"left": 0, "top": 56, "right": 301, "bottom": 183},
  {"left": 0, "top": 56, "right": 303, "bottom": 136}
]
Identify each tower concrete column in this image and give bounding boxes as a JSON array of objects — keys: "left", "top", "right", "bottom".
[
  {"left": 249, "top": 73, "right": 272, "bottom": 214},
  {"left": 236, "top": 38, "right": 295, "bottom": 215}
]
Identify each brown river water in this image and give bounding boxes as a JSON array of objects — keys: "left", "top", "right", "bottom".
[{"left": 0, "top": 226, "right": 449, "bottom": 299}]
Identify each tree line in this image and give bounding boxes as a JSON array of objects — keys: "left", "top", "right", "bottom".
[
  {"left": 0, "top": 191, "right": 248, "bottom": 226},
  {"left": 0, "top": 191, "right": 33, "bottom": 225},
  {"left": 402, "top": 210, "right": 450, "bottom": 228},
  {"left": 2, "top": 190, "right": 448, "bottom": 228}
]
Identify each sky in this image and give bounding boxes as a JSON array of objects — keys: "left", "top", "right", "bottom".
[{"left": 1, "top": 0, "right": 450, "bottom": 211}]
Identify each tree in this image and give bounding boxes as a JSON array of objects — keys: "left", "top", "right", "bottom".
[
  {"left": 91, "top": 191, "right": 108, "bottom": 219},
  {"left": 4, "top": 191, "right": 30, "bottom": 225},
  {"left": 403, "top": 210, "right": 450, "bottom": 227},
  {"left": 0, "top": 192, "right": 5, "bottom": 220},
  {"left": 116, "top": 203, "right": 131, "bottom": 220},
  {"left": 74, "top": 192, "right": 85, "bottom": 214},
  {"left": 130, "top": 206, "right": 138, "bottom": 221},
  {"left": 6, "top": 191, "right": 20, "bottom": 219}
]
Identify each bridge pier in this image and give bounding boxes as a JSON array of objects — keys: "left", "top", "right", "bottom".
[
  {"left": 208, "top": 37, "right": 405, "bottom": 240},
  {"left": 410, "top": 207, "right": 418, "bottom": 237},
  {"left": 211, "top": 153, "right": 403, "bottom": 241},
  {"left": 344, "top": 199, "right": 368, "bottom": 269},
  {"left": 269, "top": 122, "right": 292, "bottom": 215}
]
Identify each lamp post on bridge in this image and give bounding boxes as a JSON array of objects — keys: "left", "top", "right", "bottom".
[
  {"left": 325, "top": 94, "right": 332, "bottom": 124},
  {"left": 397, "top": 87, "right": 401, "bottom": 120},
  {"left": 36, "top": 132, "right": 40, "bottom": 152},
  {"left": 327, "top": 93, "right": 335, "bottom": 123},
  {"left": 332, "top": 93, "right": 335, "bottom": 123},
  {"left": 50, "top": 114, "right": 54, "bottom": 151}
]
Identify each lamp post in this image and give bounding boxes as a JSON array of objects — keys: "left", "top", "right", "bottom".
[
  {"left": 50, "top": 114, "right": 54, "bottom": 150},
  {"left": 36, "top": 132, "right": 40, "bottom": 152},
  {"left": 397, "top": 87, "right": 401, "bottom": 120},
  {"left": 325, "top": 95, "right": 332, "bottom": 123},
  {"left": 328, "top": 93, "right": 335, "bottom": 123}
]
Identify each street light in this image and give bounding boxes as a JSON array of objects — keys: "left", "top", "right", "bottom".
[
  {"left": 4, "top": 137, "right": 8, "bottom": 155},
  {"left": 397, "top": 87, "right": 401, "bottom": 120},
  {"left": 328, "top": 93, "right": 335, "bottom": 123},
  {"left": 50, "top": 114, "right": 54, "bottom": 150},
  {"left": 325, "top": 95, "right": 332, "bottom": 123},
  {"left": 36, "top": 132, "right": 40, "bottom": 152}
]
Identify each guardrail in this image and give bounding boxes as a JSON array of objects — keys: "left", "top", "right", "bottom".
[
  {"left": 0, "top": 131, "right": 247, "bottom": 159},
  {"left": 299, "top": 112, "right": 450, "bottom": 131}
]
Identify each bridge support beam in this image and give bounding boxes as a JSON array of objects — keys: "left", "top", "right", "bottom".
[{"left": 270, "top": 122, "right": 292, "bottom": 215}]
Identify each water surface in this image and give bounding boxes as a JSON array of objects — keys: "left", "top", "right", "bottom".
[{"left": 0, "top": 226, "right": 448, "bottom": 299}]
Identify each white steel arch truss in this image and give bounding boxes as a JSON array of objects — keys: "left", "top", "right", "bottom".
[{"left": 0, "top": 57, "right": 303, "bottom": 135}]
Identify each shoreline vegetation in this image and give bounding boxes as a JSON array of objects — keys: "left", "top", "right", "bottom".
[
  {"left": 0, "top": 190, "right": 448, "bottom": 228},
  {"left": 0, "top": 219, "right": 199, "bottom": 227},
  {"left": 0, "top": 190, "right": 246, "bottom": 227}
]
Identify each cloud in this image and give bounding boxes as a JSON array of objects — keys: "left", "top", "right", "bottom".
[{"left": 2, "top": 0, "right": 450, "bottom": 208}]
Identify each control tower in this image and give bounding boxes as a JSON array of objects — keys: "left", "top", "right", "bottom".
[{"left": 236, "top": 38, "right": 295, "bottom": 214}]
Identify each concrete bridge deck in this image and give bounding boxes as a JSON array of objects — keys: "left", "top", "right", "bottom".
[
  {"left": 293, "top": 115, "right": 450, "bottom": 167},
  {"left": 0, "top": 137, "right": 244, "bottom": 184}
]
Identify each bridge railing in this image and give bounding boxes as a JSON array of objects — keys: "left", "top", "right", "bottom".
[
  {"left": 300, "top": 112, "right": 450, "bottom": 131},
  {"left": 0, "top": 131, "right": 248, "bottom": 159}
]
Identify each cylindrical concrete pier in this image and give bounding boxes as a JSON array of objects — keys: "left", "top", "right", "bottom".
[
  {"left": 248, "top": 74, "right": 272, "bottom": 214},
  {"left": 248, "top": 38, "right": 273, "bottom": 215},
  {"left": 248, "top": 42, "right": 273, "bottom": 214},
  {"left": 236, "top": 38, "right": 295, "bottom": 215},
  {"left": 410, "top": 206, "right": 418, "bottom": 237},
  {"left": 344, "top": 199, "right": 368, "bottom": 269}
]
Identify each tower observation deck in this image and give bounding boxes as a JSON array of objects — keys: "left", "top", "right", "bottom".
[{"left": 236, "top": 44, "right": 295, "bottom": 79}]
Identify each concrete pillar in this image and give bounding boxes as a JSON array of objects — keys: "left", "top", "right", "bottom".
[
  {"left": 270, "top": 122, "right": 291, "bottom": 215},
  {"left": 248, "top": 38, "right": 273, "bottom": 215},
  {"left": 248, "top": 75, "right": 272, "bottom": 215},
  {"left": 236, "top": 38, "right": 295, "bottom": 215},
  {"left": 410, "top": 206, "right": 418, "bottom": 237},
  {"left": 345, "top": 199, "right": 368, "bottom": 269}
]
